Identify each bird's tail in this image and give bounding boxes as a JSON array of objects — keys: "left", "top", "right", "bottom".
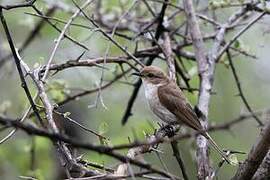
[{"left": 204, "top": 132, "right": 231, "bottom": 164}]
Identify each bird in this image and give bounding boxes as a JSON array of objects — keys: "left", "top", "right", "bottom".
[{"left": 132, "top": 65, "right": 230, "bottom": 163}]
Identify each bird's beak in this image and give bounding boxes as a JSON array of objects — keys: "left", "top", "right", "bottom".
[{"left": 131, "top": 72, "right": 142, "bottom": 77}]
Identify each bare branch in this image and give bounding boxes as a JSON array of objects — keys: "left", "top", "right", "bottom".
[
  {"left": 183, "top": 1, "right": 211, "bottom": 178},
  {"left": 42, "top": 0, "right": 94, "bottom": 81},
  {"left": 0, "top": 0, "right": 37, "bottom": 10},
  {"left": 226, "top": 50, "right": 263, "bottom": 126},
  {"left": 0, "top": 8, "right": 44, "bottom": 127},
  {"left": 232, "top": 113, "right": 270, "bottom": 180},
  {"left": 218, "top": 12, "right": 265, "bottom": 61},
  {"left": 121, "top": 0, "right": 170, "bottom": 125},
  {"left": 0, "top": 116, "right": 178, "bottom": 179}
]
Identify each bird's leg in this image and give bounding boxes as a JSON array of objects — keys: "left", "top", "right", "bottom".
[{"left": 158, "top": 123, "right": 180, "bottom": 138}]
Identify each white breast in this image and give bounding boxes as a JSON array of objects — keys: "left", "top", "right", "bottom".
[{"left": 142, "top": 81, "right": 177, "bottom": 124}]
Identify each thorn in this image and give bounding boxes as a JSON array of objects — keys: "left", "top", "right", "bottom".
[{"left": 75, "top": 51, "right": 86, "bottom": 62}]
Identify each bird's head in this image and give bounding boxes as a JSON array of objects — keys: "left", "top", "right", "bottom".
[{"left": 132, "top": 66, "right": 169, "bottom": 85}]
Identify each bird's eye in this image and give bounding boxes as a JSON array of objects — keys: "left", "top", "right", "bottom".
[{"left": 148, "top": 73, "right": 155, "bottom": 78}]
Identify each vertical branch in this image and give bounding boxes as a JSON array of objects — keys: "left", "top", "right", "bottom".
[
  {"left": 183, "top": 0, "right": 211, "bottom": 179},
  {"left": 163, "top": 31, "right": 188, "bottom": 180},
  {"left": 163, "top": 32, "right": 176, "bottom": 82}
]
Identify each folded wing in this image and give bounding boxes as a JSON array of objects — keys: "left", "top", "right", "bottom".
[{"left": 158, "top": 82, "right": 204, "bottom": 132}]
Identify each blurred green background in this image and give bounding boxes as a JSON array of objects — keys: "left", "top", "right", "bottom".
[{"left": 0, "top": 0, "right": 270, "bottom": 179}]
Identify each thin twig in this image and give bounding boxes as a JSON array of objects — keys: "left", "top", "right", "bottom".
[
  {"left": 121, "top": 0, "right": 169, "bottom": 125},
  {"left": 170, "top": 141, "right": 189, "bottom": 180},
  {"left": 217, "top": 12, "right": 265, "bottom": 61},
  {"left": 42, "top": 0, "right": 94, "bottom": 81},
  {"left": 53, "top": 110, "right": 107, "bottom": 140},
  {"left": 31, "top": 5, "right": 89, "bottom": 50},
  {"left": 0, "top": 7, "right": 56, "bottom": 69},
  {"left": 226, "top": 50, "right": 263, "bottom": 126},
  {"left": 0, "top": 116, "right": 178, "bottom": 179},
  {"left": 0, "top": 8, "right": 44, "bottom": 127},
  {"left": 0, "top": 0, "right": 37, "bottom": 10}
]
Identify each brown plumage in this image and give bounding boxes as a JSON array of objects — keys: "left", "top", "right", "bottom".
[
  {"left": 134, "top": 65, "right": 230, "bottom": 163},
  {"left": 158, "top": 82, "right": 203, "bottom": 132}
]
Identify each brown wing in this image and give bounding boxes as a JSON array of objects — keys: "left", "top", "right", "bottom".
[{"left": 158, "top": 81, "right": 203, "bottom": 131}]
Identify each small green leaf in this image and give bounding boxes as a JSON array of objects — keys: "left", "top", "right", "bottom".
[
  {"left": 99, "top": 122, "right": 109, "bottom": 135},
  {"left": 47, "top": 79, "right": 69, "bottom": 102},
  {"left": 63, "top": 112, "right": 71, "bottom": 118},
  {"left": 234, "top": 40, "right": 241, "bottom": 49},
  {"left": 228, "top": 154, "right": 239, "bottom": 166},
  {"left": 99, "top": 136, "right": 110, "bottom": 145}
]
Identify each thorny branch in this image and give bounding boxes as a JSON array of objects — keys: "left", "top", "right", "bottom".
[
  {"left": 226, "top": 50, "right": 263, "bottom": 126},
  {"left": 0, "top": 8, "right": 44, "bottom": 127}
]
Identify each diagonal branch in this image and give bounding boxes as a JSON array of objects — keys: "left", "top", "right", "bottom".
[
  {"left": 42, "top": 0, "right": 94, "bottom": 81},
  {"left": 232, "top": 113, "right": 270, "bottom": 180},
  {"left": 0, "top": 7, "right": 56, "bottom": 69},
  {"left": 32, "top": 5, "right": 89, "bottom": 50},
  {"left": 217, "top": 12, "right": 265, "bottom": 61},
  {"left": 226, "top": 50, "right": 263, "bottom": 126},
  {"left": 121, "top": 0, "right": 170, "bottom": 125},
  {"left": 0, "top": 8, "right": 44, "bottom": 127}
]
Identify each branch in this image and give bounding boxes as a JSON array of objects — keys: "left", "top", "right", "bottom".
[
  {"left": 44, "top": 57, "right": 137, "bottom": 73},
  {"left": 170, "top": 140, "right": 189, "bottom": 180},
  {"left": 232, "top": 113, "right": 270, "bottom": 180},
  {"left": 121, "top": 0, "right": 169, "bottom": 125},
  {"left": 0, "top": 0, "right": 37, "bottom": 10},
  {"left": 252, "top": 151, "right": 270, "bottom": 180},
  {"left": 0, "top": 7, "right": 56, "bottom": 69},
  {"left": 163, "top": 32, "right": 176, "bottom": 82},
  {"left": 77, "top": 5, "right": 144, "bottom": 68},
  {"left": 217, "top": 12, "right": 265, "bottom": 61},
  {"left": 114, "top": 126, "right": 181, "bottom": 179},
  {"left": 0, "top": 116, "right": 178, "bottom": 179},
  {"left": 183, "top": 1, "right": 211, "bottom": 179},
  {"left": 163, "top": 31, "right": 188, "bottom": 180},
  {"left": 0, "top": 8, "right": 44, "bottom": 126},
  {"left": 20, "top": 58, "right": 94, "bottom": 177},
  {"left": 226, "top": 50, "right": 263, "bottom": 126},
  {"left": 42, "top": 0, "right": 94, "bottom": 81},
  {"left": 32, "top": 5, "right": 89, "bottom": 50}
]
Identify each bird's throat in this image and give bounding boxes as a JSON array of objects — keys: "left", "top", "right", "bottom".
[{"left": 142, "top": 81, "right": 159, "bottom": 101}]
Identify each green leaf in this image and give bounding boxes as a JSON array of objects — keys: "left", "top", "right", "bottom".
[
  {"left": 99, "top": 122, "right": 109, "bottom": 135},
  {"left": 47, "top": 79, "right": 69, "bottom": 102},
  {"left": 99, "top": 136, "right": 110, "bottom": 146},
  {"left": 228, "top": 154, "right": 239, "bottom": 166},
  {"left": 234, "top": 40, "right": 241, "bottom": 49},
  {"left": 63, "top": 112, "right": 71, "bottom": 118}
]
